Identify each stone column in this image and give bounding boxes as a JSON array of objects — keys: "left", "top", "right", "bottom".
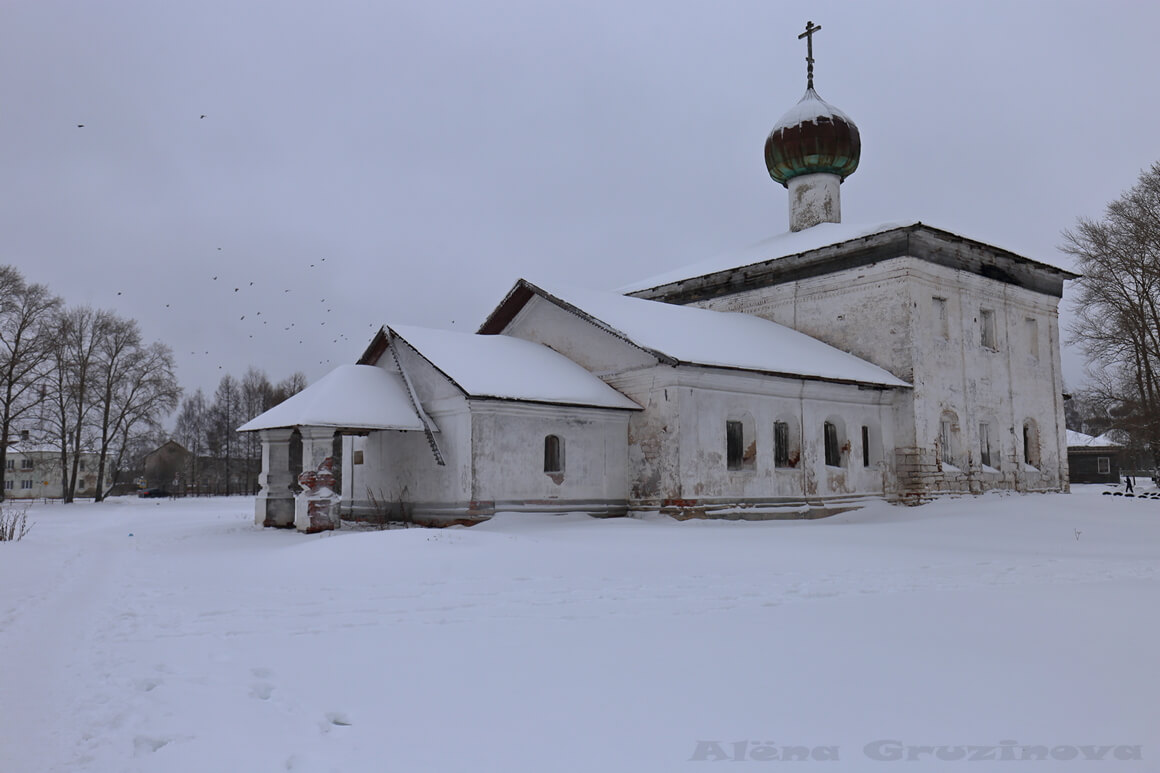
[
  {"left": 254, "top": 428, "right": 296, "bottom": 527},
  {"left": 294, "top": 426, "right": 341, "bottom": 533},
  {"left": 298, "top": 426, "right": 334, "bottom": 472}
]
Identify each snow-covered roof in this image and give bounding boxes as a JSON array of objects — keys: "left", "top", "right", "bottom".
[
  {"left": 237, "top": 364, "right": 425, "bottom": 433},
  {"left": 5, "top": 442, "right": 62, "bottom": 454},
  {"left": 504, "top": 280, "right": 910, "bottom": 389},
  {"left": 1066, "top": 429, "right": 1122, "bottom": 449},
  {"left": 387, "top": 325, "right": 641, "bottom": 410},
  {"left": 618, "top": 220, "right": 1077, "bottom": 295},
  {"left": 618, "top": 221, "right": 919, "bottom": 292}
]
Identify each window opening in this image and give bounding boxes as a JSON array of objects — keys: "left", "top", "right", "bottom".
[
  {"left": 981, "top": 309, "right": 997, "bottom": 349},
  {"left": 544, "top": 435, "right": 564, "bottom": 473},
  {"left": 823, "top": 421, "right": 840, "bottom": 467}
]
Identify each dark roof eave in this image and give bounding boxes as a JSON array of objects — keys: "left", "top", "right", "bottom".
[
  {"left": 675, "top": 361, "right": 910, "bottom": 390},
  {"left": 631, "top": 222, "right": 1080, "bottom": 301},
  {"left": 465, "top": 395, "right": 642, "bottom": 411},
  {"left": 237, "top": 423, "right": 419, "bottom": 434}
]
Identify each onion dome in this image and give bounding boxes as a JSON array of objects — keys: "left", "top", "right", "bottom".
[{"left": 764, "top": 87, "right": 860, "bottom": 187}]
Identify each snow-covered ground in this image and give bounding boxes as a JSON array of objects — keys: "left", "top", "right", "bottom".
[{"left": 0, "top": 487, "right": 1156, "bottom": 772}]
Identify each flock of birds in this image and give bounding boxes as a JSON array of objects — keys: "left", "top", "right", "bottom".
[
  {"left": 129, "top": 247, "right": 372, "bottom": 375},
  {"left": 79, "top": 113, "right": 451, "bottom": 389}
]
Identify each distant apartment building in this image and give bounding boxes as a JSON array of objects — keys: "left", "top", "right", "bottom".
[{"left": 3, "top": 430, "right": 104, "bottom": 500}]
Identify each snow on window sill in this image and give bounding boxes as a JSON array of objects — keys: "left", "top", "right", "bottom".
[
  {"left": 1022, "top": 463, "right": 1040, "bottom": 472},
  {"left": 941, "top": 462, "right": 961, "bottom": 473},
  {"left": 981, "top": 464, "right": 1001, "bottom": 474}
]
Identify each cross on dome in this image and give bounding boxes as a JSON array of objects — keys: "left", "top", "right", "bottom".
[{"left": 798, "top": 20, "right": 821, "bottom": 90}]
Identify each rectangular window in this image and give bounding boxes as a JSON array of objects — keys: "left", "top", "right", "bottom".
[
  {"left": 823, "top": 422, "right": 840, "bottom": 467},
  {"left": 726, "top": 421, "right": 744, "bottom": 471},
  {"left": 774, "top": 421, "right": 789, "bottom": 468},
  {"left": 3, "top": 480, "right": 11, "bottom": 490},
  {"left": 979, "top": 422, "right": 992, "bottom": 468},
  {"left": 980, "top": 309, "right": 997, "bottom": 349},
  {"left": 21, "top": 459, "right": 33, "bottom": 470},
  {"left": 940, "top": 419, "right": 954, "bottom": 466},
  {"left": 1022, "top": 423, "right": 1039, "bottom": 468},
  {"left": 1025, "top": 317, "right": 1039, "bottom": 360},
  {"left": 20, "top": 480, "right": 32, "bottom": 490},
  {"left": 4, "top": 459, "right": 12, "bottom": 470},
  {"left": 1097, "top": 456, "right": 1110, "bottom": 475},
  {"left": 861, "top": 426, "right": 870, "bottom": 467},
  {"left": 79, "top": 461, "right": 86, "bottom": 472},
  {"left": 933, "top": 297, "right": 948, "bottom": 340}
]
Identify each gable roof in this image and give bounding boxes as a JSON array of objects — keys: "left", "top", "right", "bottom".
[
  {"left": 237, "top": 364, "right": 426, "bottom": 433},
  {"left": 362, "top": 325, "right": 641, "bottom": 411},
  {"left": 1066, "top": 429, "right": 1122, "bottom": 449},
  {"left": 620, "top": 220, "right": 1079, "bottom": 301},
  {"left": 481, "top": 279, "right": 910, "bottom": 389}
]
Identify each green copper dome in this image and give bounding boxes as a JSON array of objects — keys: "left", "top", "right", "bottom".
[{"left": 765, "top": 87, "right": 860, "bottom": 187}]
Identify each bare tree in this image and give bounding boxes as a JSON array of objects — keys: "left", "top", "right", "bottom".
[
  {"left": 95, "top": 338, "right": 181, "bottom": 500},
  {"left": 207, "top": 375, "right": 242, "bottom": 495},
  {"left": 0, "top": 267, "right": 61, "bottom": 499},
  {"left": 1063, "top": 161, "right": 1160, "bottom": 461},
  {"left": 272, "top": 371, "right": 307, "bottom": 404},
  {"left": 239, "top": 368, "right": 273, "bottom": 494},
  {"left": 175, "top": 389, "right": 209, "bottom": 494},
  {"left": 46, "top": 307, "right": 112, "bottom": 502}
]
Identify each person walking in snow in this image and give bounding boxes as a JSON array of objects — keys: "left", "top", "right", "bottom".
[{"left": 1124, "top": 473, "right": 1134, "bottom": 493}]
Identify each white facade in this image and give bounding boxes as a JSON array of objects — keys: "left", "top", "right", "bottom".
[
  {"left": 492, "top": 285, "right": 905, "bottom": 515},
  {"left": 629, "top": 224, "right": 1075, "bottom": 499},
  {"left": 344, "top": 342, "right": 635, "bottom": 522},
  {"left": 244, "top": 228, "right": 1073, "bottom": 527}
]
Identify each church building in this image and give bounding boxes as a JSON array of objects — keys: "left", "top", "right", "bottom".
[{"left": 240, "top": 23, "right": 1076, "bottom": 531}]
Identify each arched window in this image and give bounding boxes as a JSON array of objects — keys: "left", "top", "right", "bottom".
[
  {"left": 1022, "top": 420, "right": 1040, "bottom": 469},
  {"left": 823, "top": 421, "right": 841, "bottom": 467},
  {"left": 979, "top": 421, "right": 993, "bottom": 468},
  {"left": 938, "top": 410, "right": 960, "bottom": 468},
  {"left": 774, "top": 415, "right": 801, "bottom": 469},
  {"left": 544, "top": 435, "right": 564, "bottom": 473},
  {"left": 978, "top": 415, "right": 1000, "bottom": 470}
]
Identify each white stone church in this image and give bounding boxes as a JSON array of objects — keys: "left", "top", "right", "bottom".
[{"left": 241, "top": 35, "right": 1076, "bottom": 530}]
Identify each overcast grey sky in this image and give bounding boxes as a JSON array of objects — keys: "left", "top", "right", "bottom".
[{"left": 3, "top": 0, "right": 1158, "bottom": 403}]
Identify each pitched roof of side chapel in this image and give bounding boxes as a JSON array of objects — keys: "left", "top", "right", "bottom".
[
  {"left": 480, "top": 279, "right": 910, "bottom": 389},
  {"left": 376, "top": 325, "right": 641, "bottom": 410}
]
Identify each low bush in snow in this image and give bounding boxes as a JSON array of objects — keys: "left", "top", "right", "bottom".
[{"left": 0, "top": 503, "right": 31, "bottom": 542}]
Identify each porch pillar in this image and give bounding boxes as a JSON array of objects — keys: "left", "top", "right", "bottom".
[
  {"left": 298, "top": 426, "right": 337, "bottom": 472},
  {"left": 294, "top": 426, "right": 341, "bottom": 533},
  {"left": 254, "top": 428, "right": 296, "bottom": 527}
]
